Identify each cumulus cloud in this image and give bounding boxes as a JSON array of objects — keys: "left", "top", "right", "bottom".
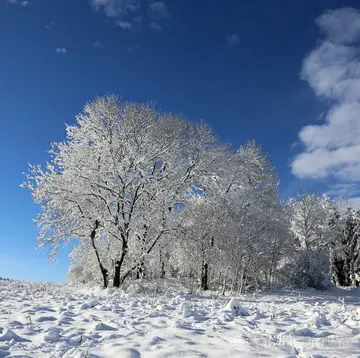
[
  {"left": 316, "top": 8, "right": 360, "bottom": 45},
  {"left": 55, "top": 48, "right": 67, "bottom": 54},
  {"left": 148, "top": 2, "right": 170, "bottom": 19},
  {"left": 292, "top": 8, "right": 360, "bottom": 193},
  {"left": 226, "top": 33, "right": 240, "bottom": 47},
  {"left": 149, "top": 21, "right": 162, "bottom": 32}
]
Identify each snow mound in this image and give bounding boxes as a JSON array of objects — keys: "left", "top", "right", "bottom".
[
  {"left": 43, "top": 329, "right": 62, "bottom": 342},
  {"left": 63, "top": 348, "right": 99, "bottom": 358},
  {"left": 309, "top": 309, "right": 330, "bottom": 328},
  {"left": 149, "top": 336, "right": 167, "bottom": 346},
  {"left": 88, "top": 299, "right": 99, "bottom": 308},
  {"left": 8, "top": 320, "right": 23, "bottom": 327},
  {"left": 37, "top": 315, "right": 57, "bottom": 322},
  {"left": 278, "top": 326, "right": 315, "bottom": 342},
  {"left": 180, "top": 302, "right": 196, "bottom": 318},
  {"left": 93, "top": 322, "right": 117, "bottom": 331},
  {"left": 223, "top": 298, "right": 249, "bottom": 317},
  {"left": 0, "top": 329, "right": 29, "bottom": 342},
  {"left": 109, "top": 348, "right": 141, "bottom": 358}
]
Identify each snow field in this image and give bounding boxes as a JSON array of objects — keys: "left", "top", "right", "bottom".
[{"left": 0, "top": 280, "right": 360, "bottom": 357}]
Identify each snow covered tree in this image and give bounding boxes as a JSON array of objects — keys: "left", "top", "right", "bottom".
[
  {"left": 283, "top": 193, "right": 333, "bottom": 289},
  {"left": 174, "top": 141, "right": 288, "bottom": 292},
  {"left": 280, "top": 249, "right": 331, "bottom": 290},
  {"left": 289, "top": 193, "right": 331, "bottom": 250},
  {"left": 23, "top": 96, "right": 229, "bottom": 288},
  {"left": 330, "top": 205, "right": 360, "bottom": 287},
  {"left": 221, "top": 142, "right": 287, "bottom": 292}
]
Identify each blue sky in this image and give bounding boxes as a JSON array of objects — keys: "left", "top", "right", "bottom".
[{"left": 1, "top": 0, "right": 360, "bottom": 282}]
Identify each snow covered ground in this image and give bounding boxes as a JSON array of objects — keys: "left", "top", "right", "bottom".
[{"left": 0, "top": 280, "right": 360, "bottom": 357}]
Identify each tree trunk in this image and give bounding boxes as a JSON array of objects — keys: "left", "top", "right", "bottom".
[
  {"left": 239, "top": 266, "right": 247, "bottom": 294},
  {"left": 90, "top": 220, "right": 108, "bottom": 289},
  {"left": 136, "top": 262, "right": 146, "bottom": 279},
  {"left": 113, "top": 236, "right": 128, "bottom": 288},
  {"left": 201, "top": 262, "right": 209, "bottom": 290},
  {"left": 160, "top": 249, "right": 166, "bottom": 279},
  {"left": 231, "top": 265, "right": 240, "bottom": 292},
  {"left": 113, "top": 260, "right": 121, "bottom": 288},
  {"left": 222, "top": 272, "right": 227, "bottom": 296},
  {"left": 161, "top": 261, "right": 166, "bottom": 279}
]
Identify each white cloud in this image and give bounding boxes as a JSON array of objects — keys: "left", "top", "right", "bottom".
[
  {"left": 90, "top": 1, "right": 171, "bottom": 33},
  {"left": 292, "top": 8, "right": 360, "bottom": 193},
  {"left": 94, "top": 41, "right": 105, "bottom": 48},
  {"left": 148, "top": 2, "right": 170, "bottom": 19},
  {"left": 20, "top": 1, "right": 29, "bottom": 6},
  {"left": 226, "top": 33, "right": 240, "bottom": 47},
  {"left": 90, "top": 0, "right": 140, "bottom": 18},
  {"left": 326, "top": 183, "right": 360, "bottom": 198},
  {"left": 149, "top": 22, "right": 162, "bottom": 32},
  {"left": 316, "top": 8, "right": 360, "bottom": 45},
  {"left": 116, "top": 20, "right": 132, "bottom": 29},
  {"left": 56, "top": 48, "right": 67, "bottom": 54}
]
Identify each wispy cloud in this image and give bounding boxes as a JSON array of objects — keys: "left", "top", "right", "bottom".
[
  {"left": 116, "top": 20, "right": 132, "bottom": 30},
  {"left": 94, "top": 41, "right": 105, "bottom": 48},
  {"left": 90, "top": 0, "right": 141, "bottom": 18},
  {"left": 90, "top": 1, "right": 170, "bottom": 33},
  {"left": 55, "top": 48, "right": 67, "bottom": 55},
  {"left": 149, "top": 21, "right": 162, "bottom": 32},
  {"left": 326, "top": 183, "right": 360, "bottom": 198},
  {"left": 226, "top": 33, "right": 240, "bottom": 47},
  {"left": 291, "top": 8, "right": 360, "bottom": 199},
  {"left": 148, "top": 2, "right": 170, "bottom": 19},
  {"left": 7, "top": 0, "right": 30, "bottom": 6},
  {"left": 45, "top": 22, "right": 55, "bottom": 29}
]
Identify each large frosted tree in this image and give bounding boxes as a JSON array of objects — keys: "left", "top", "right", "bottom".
[{"left": 23, "top": 96, "right": 226, "bottom": 288}]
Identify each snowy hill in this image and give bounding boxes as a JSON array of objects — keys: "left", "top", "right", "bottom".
[{"left": 0, "top": 280, "right": 359, "bottom": 357}]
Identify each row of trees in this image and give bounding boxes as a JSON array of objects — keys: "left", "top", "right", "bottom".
[
  {"left": 22, "top": 96, "right": 360, "bottom": 291},
  {"left": 287, "top": 194, "right": 360, "bottom": 289}
]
